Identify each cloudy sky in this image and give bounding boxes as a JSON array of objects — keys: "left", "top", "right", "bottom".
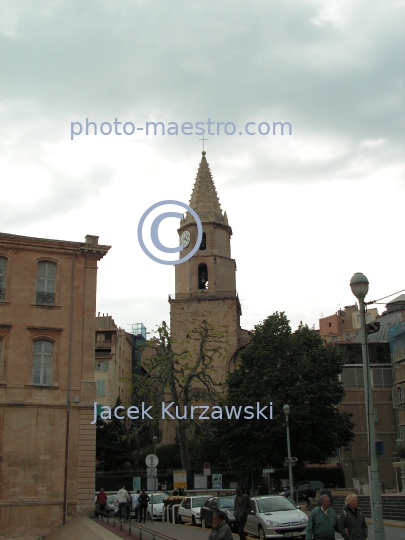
[{"left": 1, "top": 0, "right": 404, "bottom": 335}]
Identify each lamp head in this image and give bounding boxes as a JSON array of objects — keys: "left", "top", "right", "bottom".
[
  {"left": 350, "top": 273, "right": 369, "bottom": 300},
  {"left": 283, "top": 404, "right": 290, "bottom": 415}
]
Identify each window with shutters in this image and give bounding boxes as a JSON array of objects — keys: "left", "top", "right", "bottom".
[
  {"left": 32, "top": 340, "right": 53, "bottom": 385},
  {"left": 96, "top": 380, "right": 105, "bottom": 396},
  {"left": 36, "top": 261, "right": 56, "bottom": 305},
  {"left": 95, "top": 361, "right": 109, "bottom": 372}
]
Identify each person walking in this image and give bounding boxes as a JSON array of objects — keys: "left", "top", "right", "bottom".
[
  {"left": 234, "top": 485, "right": 251, "bottom": 540},
  {"left": 138, "top": 489, "right": 150, "bottom": 523},
  {"left": 208, "top": 511, "right": 233, "bottom": 540},
  {"left": 306, "top": 495, "right": 338, "bottom": 540},
  {"left": 337, "top": 494, "right": 368, "bottom": 540},
  {"left": 96, "top": 487, "right": 107, "bottom": 519},
  {"left": 115, "top": 485, "right": 131, "bottom": 521}
]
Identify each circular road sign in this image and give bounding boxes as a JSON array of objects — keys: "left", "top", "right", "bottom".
[{"left": 146, "top": 454, "right": 159, "bottom": 467}]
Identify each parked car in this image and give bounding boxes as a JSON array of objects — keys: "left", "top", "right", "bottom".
[
  {"left": 146, "top": 492, "right": 167, "bottom": 521},
  {"left": 178, "top": 495, "right": 210, "bottom": 526},
  {"left": 279, "top": 481, "right": 324, "bottom": 502},
  {"left": 246, "top": 495, "right": 308, "bottom": 539},
  {"left": 200, "top": 496, "right": 236, "bottom": 530}
]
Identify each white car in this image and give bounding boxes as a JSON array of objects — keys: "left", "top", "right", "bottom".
[
  {"left": 146, "top": 492, "right": 166, "bottom": 521},
  {"left": 245, "top": 496, "right": 308, "bottom": 539},
  {"left": 178, "top": 495, "right": 210, "bottom": 526}
]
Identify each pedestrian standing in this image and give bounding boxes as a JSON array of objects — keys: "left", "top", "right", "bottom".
[
  {"left": 306, "top": 495, "right": 338, "bottom": 540},
  {"left": 337, "top": 494, "right": 368, "bottom": 540},
  {"left": 234, "top": 486, "right": 251, "bottom": 540},
  {"left": 115, "top": 485, "right": 131, "bottom": 521},
  {"left": 96, "top": 487, "right": 107, "bottom": 519},
  {"left": 138, "top": 489, "right": 150, "bottom": 523},
  {"left": 132, "top": 490, "right": 140, "bottom": 522}
]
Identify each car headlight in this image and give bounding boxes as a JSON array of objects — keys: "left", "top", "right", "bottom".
[
  {"left": 300, "top": 516, "right": 308, "bottom": 524},
  {"left": 266, "top": 520, "right": 280, "bottom": 526},
  {"left": 226, "top": 510, "right": 234, "bottom": 518}
]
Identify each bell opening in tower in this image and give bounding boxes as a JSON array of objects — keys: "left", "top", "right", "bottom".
[{"left": 198, "top": 263, "right": 208, "bottom": 290}]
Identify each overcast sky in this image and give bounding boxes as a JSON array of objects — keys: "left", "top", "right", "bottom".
[{"left": 1, "top": 0, "right": 404, "bottom": 335}]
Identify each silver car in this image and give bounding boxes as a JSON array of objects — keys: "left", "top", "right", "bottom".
[{"left": 245, "top": 496, "right": 308, "bottom": 539}]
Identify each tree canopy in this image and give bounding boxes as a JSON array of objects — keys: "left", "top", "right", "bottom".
[{"left": 201, "top": 312, "right": 354, "bottom": 470}]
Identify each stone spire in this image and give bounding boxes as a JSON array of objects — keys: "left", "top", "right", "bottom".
[{"left": 182, "top": 151, "right": 228, "bottom": 226}]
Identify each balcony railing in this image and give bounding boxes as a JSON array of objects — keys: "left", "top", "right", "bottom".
[
  {"left": 95, "top": 340, "right": 112, "bottom": 348},
  {"left": 36, "top": 292, "right": 55, "bottom": 305}
]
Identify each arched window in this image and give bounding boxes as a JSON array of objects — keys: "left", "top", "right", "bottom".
[
  {"left": 199, "top": 233, "right": 206, "bottom": 251},
  {"left": 198, "top": 263, "right": 208, "bottom": 290},
  {"left": 36, "top": 261, "right": 56, "bottom": 305},
  {"left": 0, "top": 256, "right": 7, "bottom": 301},
  {"left": 32, "top": 340, "right": 53, "bottom": 385}
]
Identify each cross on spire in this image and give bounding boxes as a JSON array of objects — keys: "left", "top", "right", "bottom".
[{"left": 199, "top": 136, "right": 208, "bottom": 152}]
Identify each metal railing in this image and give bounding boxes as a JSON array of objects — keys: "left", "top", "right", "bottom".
[
  {"left": 97, "top": 511, "right": 180, "bottom": 539},
  {"left": 169, "top": 290, "right": 237, "bottom": 300}
]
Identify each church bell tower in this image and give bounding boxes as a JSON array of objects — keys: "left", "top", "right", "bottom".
[{"left": 169, "top": 151, "right": 247, "bottom": 381}]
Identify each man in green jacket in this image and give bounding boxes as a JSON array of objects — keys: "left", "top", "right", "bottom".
[{"left": 306, "top": 495, "right": 338, "bottom": 540}]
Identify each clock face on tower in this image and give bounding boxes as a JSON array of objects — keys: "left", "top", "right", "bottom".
[{"left": 180, "top": 230, "right": 191, "bottom": 248}]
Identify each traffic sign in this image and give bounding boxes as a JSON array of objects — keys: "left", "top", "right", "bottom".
[
  {"left": 283, "top": 462, "right": 296, "bottom": 467},
  {"left": 204, "top": 468, "right": 211, "bottom": 476},
  {"left": 263, "top": 469, "right": 274, "bottom": 474},
  {"left": 147, "top": 466, "right": 157, "bottom": 475},
  {"left": 284, "top": 457, "right": 298, "bottom": 463},
  {"left": 146, "top": 454, "right": 159, "bottom": 467}
]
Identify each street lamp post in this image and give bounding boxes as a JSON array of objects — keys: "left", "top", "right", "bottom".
[
  {"left": 151, "top": 435, "right": 158, "bottom": 522},
  {"left": 283, "top": 404, "right": 294, "bottom": 503},
  {"left": 395, "top": 439, "right": 405, "bottom": 493},
  {"left": 350, "top": 273, "right": 385, "bottom": 540}
]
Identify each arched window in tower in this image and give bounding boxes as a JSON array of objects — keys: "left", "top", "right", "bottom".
[
  {"left": 199, "top": 232, "right": 206, "bottom": 250},
  {"left": 198, "top": 263, "right": 208, "bottom": 289}
]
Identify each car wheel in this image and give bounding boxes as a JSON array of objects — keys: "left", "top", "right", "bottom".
[
  {"left": 192, "top": 516, "right": 196, "bottom": 526},
  {"left": 202, "top": 517, "right": 207, "bottom": 528},
  {"left": 258, "top": 525, "right": 266, "bottom": 540}
]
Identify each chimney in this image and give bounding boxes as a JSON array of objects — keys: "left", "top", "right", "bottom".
[{"left": 85, "top": 235, "right": 99, "bottom": 244}]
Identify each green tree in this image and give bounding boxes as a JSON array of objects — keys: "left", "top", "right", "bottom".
[
  {"left": 132, "top": 320, "right": 228, "bottom": 470},
  {"left": 96, "top": 397, "right": 148, "bottom": 471},
  {"left": 203, "top": 312, "right": 354, "bottom": 470}
]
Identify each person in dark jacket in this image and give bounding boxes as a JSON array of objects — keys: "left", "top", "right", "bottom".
[
  {"left": 337, "top": 494, "right": 368, "bottom": 540},
  {"left": 234, "top": 486, "right": 251, "bottom": 540},
  {"left": 208, "top": 511, "right": 233, "bottom": 540},
  {"left": 138, "top": 490, "right": 150, "bottom": 523}
]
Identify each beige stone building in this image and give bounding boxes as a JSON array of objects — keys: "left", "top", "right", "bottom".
[
  {"left": 94, "top": 315, "right": 133, "bottom": 410},
  {"left": 164, "top": 151, "right": 249, "bottom": 443},
  {"left": 0, "top": 232, "right": 110, "bottom": 539},
  {"left": 320, "top": 299, "right": 401, "bottom": 490}
]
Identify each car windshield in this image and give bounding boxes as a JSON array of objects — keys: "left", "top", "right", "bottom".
[
  {"left": 257, "top": 497, "right": 297, "bottom": 513},
  {"left": 107, "top": 495, "right": 116, "bottom": 503},
  {"left": 218, "top": 497, "right": 234, "bottom": 509},
  {"left": 150, "top": 494, "right": 166, "bottom": 504},
  {"left": 192, "top": 497, "right": 209, "bottom": 508}
]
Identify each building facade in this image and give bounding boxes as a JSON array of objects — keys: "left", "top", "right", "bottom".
[
  {"left": 94, "top": 315, "right": 133, "bottom": 410},
  {"left": 0, "top": 233, "right": 110, "bottom": 539},
  {"left": 320, "top": 299, "right": 401, "bottom": 490}
]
